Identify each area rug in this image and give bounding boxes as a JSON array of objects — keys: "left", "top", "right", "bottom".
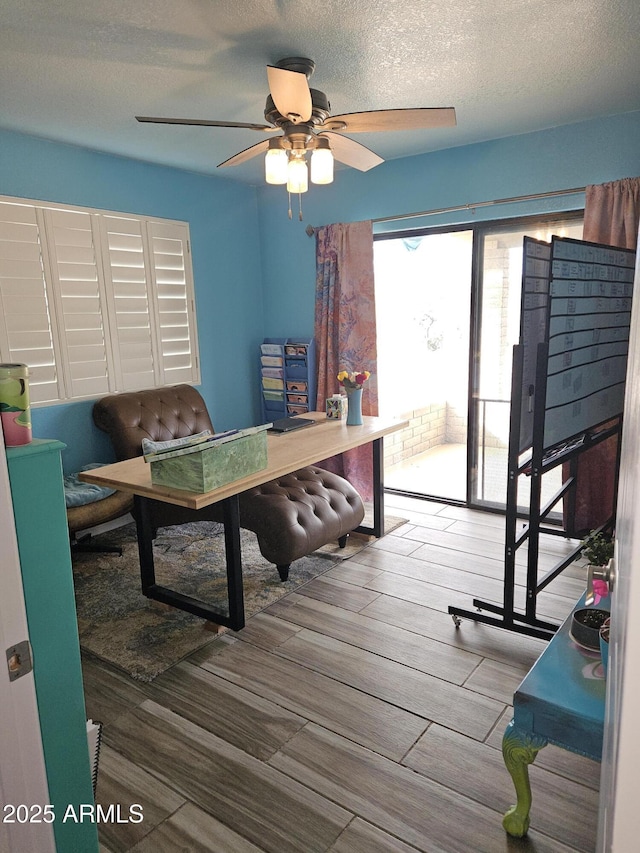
[{"left": 72, "top": 515, "right": 405, "bottom": 682}]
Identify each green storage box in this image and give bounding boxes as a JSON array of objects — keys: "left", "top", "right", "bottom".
[{"left": 150, "top": 429, "right": 268, "bottom": 493}]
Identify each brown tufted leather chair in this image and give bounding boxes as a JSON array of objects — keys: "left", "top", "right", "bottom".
[
  {"left": 93, "top": 385, "right": 365, "bottom": 580},
  {"left": 67, "top": 490, "right": 134, "bottom": 554}
]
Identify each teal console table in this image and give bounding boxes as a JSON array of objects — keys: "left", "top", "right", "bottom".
[
  {"left": 7, "top": 439, "right": 98, "bottom": 853},
  {"left": 502, "top": 593, "right": 607, "bottom": 837}
]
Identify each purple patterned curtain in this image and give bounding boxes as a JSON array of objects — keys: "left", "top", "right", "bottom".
[
  {"left": 314, "top": 220, "right": 378, "bottom": 500},
  {"left": 566, "top": 178, "right": 640, "bottom": 535}
]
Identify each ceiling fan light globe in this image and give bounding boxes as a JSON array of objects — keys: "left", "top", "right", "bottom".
[
  {"left": 265, "top": 147, "right": 288, "bottom": 184},
  {"left": 311, "top": 147, "right": 334, "bottom": 184},
  {"left": 287, "top": 158, "right": 308, "bottom": 193}
]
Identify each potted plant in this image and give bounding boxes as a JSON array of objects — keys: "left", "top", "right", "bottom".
[
  {"left": 600, "top": 617, "right": 611, "bottom": 674},
  {"left": 581, "top": 530, "right": 614, "bottom": 567},
  {"left": 571, "top": 530, "right": 614, "bottom": 648},
  {"left": 571, "top": 606, "right": 610, "bottom": 650}
]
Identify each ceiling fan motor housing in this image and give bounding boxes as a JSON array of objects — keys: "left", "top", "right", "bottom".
[
  {"left": 264, "top": 88, "right": 331, "bottom": 129},
  {"left": 275, "top": 57, "right": 316, "bottom": 77}
]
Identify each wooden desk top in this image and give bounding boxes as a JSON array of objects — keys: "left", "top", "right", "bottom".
[{"left": 80, "top": 411, "right": 408, "bottom": 511}]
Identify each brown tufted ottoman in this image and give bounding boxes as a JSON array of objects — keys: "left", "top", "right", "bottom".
[
  {"left": 93, "top": 385, "right": 365, "bottom": 580},
  {"left": 238, "top": 466, "right": 364, "bottom": 580}
]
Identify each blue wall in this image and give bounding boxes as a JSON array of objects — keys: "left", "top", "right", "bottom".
[
  {"left": 0, "top": 129, "right": 265, "bottom": 472},
  {"left": 257, "top": 110, "right": 640, "bottom": 335},
  {"left": 1, "top": 111, "right": 639, "bottom": 471}
]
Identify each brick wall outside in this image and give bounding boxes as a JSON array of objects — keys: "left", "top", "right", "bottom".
[
  {"left": 481, "top": 237, "right": 517, "bottom": 401},
  {"left": 383, "top": 403, "right": 446, "bottom": 468},
  {"left": 383, "top": 237, "right": 517, "bottom": 470},
  {"left": 384, "top": 399, "right": 508, "bottom": 469},
  {"left": 382, "top": 385, "right": 476, "bottom": 468}
]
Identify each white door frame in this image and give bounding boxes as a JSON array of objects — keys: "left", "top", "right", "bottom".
[
  {"left": 0, "top": 431, "right": 55, "bottom": 853},
  {"left": 597, "top": 235, "right": 640, "bottom": 851}
]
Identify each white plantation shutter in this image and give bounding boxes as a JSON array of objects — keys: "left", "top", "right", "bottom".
[
  {"left": 43, "top": 208, "right": 113, "bottom": 399},
  {"left": 0, "top": 203, "right": 63, "bottom": 403},
  {"left": 147, "top": 220, "right": 199, "bottom": 385},
  {"left": 0, "top": 196, "right": 200, "bottom": 404},
  {"left": 100, "top": 216, "right": 159, "bottom": 391}
]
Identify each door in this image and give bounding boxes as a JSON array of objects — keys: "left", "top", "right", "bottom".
[
  {"left": 375, "top": 213, "right": 583, "bottom": 508},
  {"left": 472, "top": 217, "right": 584, "bottom": 510},
  {"left": 0, "top": 432, "right": 55, "bottom": 853},
  {"left": 597, "top": 241, "right": 640, "bottom": 851},
  {"left": 375, "top": 229, "right": 473, "bottom": 502}
]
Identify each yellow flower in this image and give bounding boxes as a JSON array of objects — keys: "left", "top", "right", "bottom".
[{"left": 337, "top": 368, "right": 371, "bottom": 389}]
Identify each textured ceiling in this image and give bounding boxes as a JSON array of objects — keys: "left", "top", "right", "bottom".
[{"left": 1, "top": 0, "right": 639, "bottom": 184}]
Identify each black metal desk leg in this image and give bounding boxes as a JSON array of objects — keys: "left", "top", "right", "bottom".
[
  {"left": 133, "top": 494, "right": 245, "bottom": 630},
  {"left": 222, "top": 495, "right": 244, "bottom": 631},
  {"left": 371, "top": 437, "right": 384, "bottom": 537},
  {"left": 134, "top": 495, "right": 157, "bottom": 590},
  {"left": 354, "top": 437, "right": 385, "bottom": 538}
]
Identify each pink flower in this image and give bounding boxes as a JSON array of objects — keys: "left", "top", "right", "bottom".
[
  {"left": 592, "top": 579, "right": 609, "bottom": 605},
  {"left": 336, "top": 369, "right": 370, "bottom": 390}
]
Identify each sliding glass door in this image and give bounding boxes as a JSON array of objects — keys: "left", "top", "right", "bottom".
[
  {"left": 471, "top": 217, "right": 584, "bottom": 509},
  {"left": 375, "top": 213, "right": 583, "bottom": 509},
  {"left": 375, "top": 229, "right": 473, "bottom": 502}
]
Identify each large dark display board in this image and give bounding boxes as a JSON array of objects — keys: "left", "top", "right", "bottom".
[
  {"left": 519, "top": 238, "right": 552, "bottom": 451},
  {"left": 544, "top": 237, "right": 635, "bottom": 450},
  {"left": 518, "top": 236, "right": 635, "bottom": 453},
  {"left": 449, "top": 236, "right": 635, "bottom": 642}
]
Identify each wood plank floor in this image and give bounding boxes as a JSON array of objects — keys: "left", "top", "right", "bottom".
[{"left": 83, "top": 495, "right": 601, "bottom": 853}]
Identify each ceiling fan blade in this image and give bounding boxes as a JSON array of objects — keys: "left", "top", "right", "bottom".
[
  {"left": 136, "top": 116, "right": 276, "bottom": 132},
  {"left": 266, "top": 65, "right": 312, "bottom": 124},
  {"left": 320, "top": 132, "right": 383, "bottom": 172},
  {"left": 318, "top": 107, "right": 456, "bottom": 134},
  {"left": 217, "top": 138, "right": 271, "bottom": 168}
]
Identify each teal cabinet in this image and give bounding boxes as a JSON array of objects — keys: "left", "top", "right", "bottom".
[{"left": 7, "top": 439, "right": 98, "bottom": 853}]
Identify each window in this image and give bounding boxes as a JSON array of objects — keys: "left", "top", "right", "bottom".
[{"left": 0, "top": 196, "right": 200, "bottom": 406}]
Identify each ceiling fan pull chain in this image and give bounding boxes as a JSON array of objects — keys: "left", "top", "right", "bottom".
[
  {"left": 288, "top": 192, "right": 293, "bottom": 219},
  {"left": 298, "top": 193, "right": 304, "bottom": 221}
]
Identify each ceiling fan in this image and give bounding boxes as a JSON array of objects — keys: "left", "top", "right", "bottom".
[{"left": 136, "top": 57, "right": 456, "bottom": 216}]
